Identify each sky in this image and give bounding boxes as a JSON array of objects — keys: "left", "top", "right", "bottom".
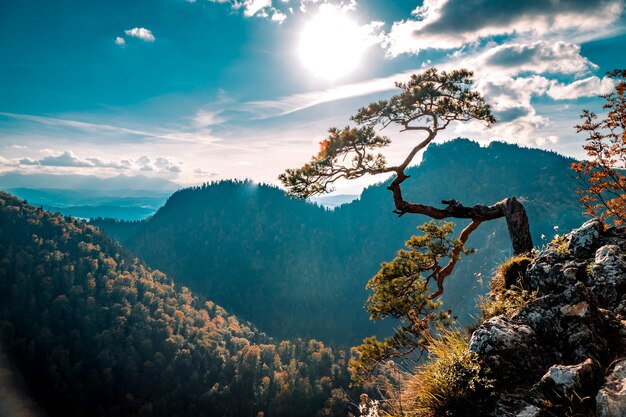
[{"left": 1, "top": 0, "right": 625, "bottom": 194}]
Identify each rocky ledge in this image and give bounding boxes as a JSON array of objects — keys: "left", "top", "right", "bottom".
[{"left": 470, "top": 219, "right": 626, "bottom": 417}]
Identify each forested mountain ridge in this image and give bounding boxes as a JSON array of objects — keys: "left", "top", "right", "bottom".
[
  {"left": 94, "top": 139, "right": 588, "bottom": 344},
  {"left": 0, "top": 192, "right": 361, "bottom": 417}
]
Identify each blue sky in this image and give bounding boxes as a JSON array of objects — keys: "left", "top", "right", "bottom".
[{"left": 1, "top": 0, "right": 625, "bottom": 193}]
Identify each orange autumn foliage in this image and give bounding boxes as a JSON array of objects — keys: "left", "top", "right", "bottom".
[{"left": 572, "top": 69, "right": 626, "bottom": 225}]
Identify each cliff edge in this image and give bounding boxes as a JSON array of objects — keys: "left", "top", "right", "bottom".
[{"left": 470, "top": 219, "right": 626, "bottom": 416}]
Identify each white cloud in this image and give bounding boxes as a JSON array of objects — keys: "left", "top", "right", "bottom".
[
  {"left": 271, "top": 9, "right": 287, "bottom": 23},
  {"left": 136, "top": 155, "right": 182, "bottom": 174},
  {"left": 86, "top": 157, "right": 131, "bottom": 169},
  {"left": 137, "top": 156, "right": 151, "bottom": 166},
  {"left": 17, "top": 151, "right": 133, "bottom": 169},
  {"left": 242, "top": 0, "right": 272, "bottom": 17},
  {"left": 547, "top": 76, "right": 616, "bottom": 100},
  {"left": 535, "top": 135, "right": 559, "bottom": 146},
  {"left": 196, "top": 0, "right": 362, "bottom": 23},
  {"left": 385, "top": 0, "right": 623, "bottom": 56},
  {"left": 114, "top": 36, "right": 126, "bottom": 46},
  {"left": 465, "top": 41, "right": 597, "bottom": 76},
  {"left": 194, "top": 168, "right": 218, "bottom": 177},
  {"left": 124, "top": 27, "right": 155, "bottom": 42},
  {"left": 236, "top": 37, "right": 598, "bottom": 121},
  {"left": 23, "top": 151, "right": 93, "bottom": 167}
]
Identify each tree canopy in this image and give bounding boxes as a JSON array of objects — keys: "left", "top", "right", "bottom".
[
  {"left": 280, "top": 68, "right": 534, "bottom": 382},
  {"left": 279, "top": 68, "right": 495, "bottom": 199}
]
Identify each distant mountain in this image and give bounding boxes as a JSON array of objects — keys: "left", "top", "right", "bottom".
[
  {"left": 0, "top": 173, "right": 179, "bottom": 220},
  {"left": 310, "top": 194, "right": 360, "bottom": 208},
  {"left": 0, "top": 173, "right": 180, "bottom": 193},
  {"left": 0, "top": 192, "right": 360, "bottom": 417},
  {"left": 94, "top": 139, "right": 587, "bottom": 344},
  {"left": 7, "top": 187, "right": 169, "bottom": 221}
]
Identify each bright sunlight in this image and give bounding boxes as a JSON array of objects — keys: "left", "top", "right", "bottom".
[{"left": 298, "top": 8, "right": 368, "bottom": 80}]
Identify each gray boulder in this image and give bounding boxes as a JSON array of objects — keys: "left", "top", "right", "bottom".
[
  {"left": 538, "top": 358, "right": 597, "bottom": 398},
  {"left": 567, "top": 219, "right": 603, "bottom": 257},
  {"left": 597, "top": 359, "right": 626, "bottom": 417},
  {"left": 591, "top": 245, "right": 626, "bottom": 308},
  {"left": 512, "top": 282, "right": 611, "bottom": 364},
  {"left": 469, "top": 316, "right": 546, "bottom": 383}
]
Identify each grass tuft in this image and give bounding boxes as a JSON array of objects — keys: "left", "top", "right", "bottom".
[
  {"left": 479, "top": 256, "right": 535, "bottom": 321},
  {"left": 400, "top": 329, "right": 493, "bottom": 417}
]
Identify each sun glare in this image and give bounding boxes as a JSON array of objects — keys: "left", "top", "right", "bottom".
[{"left": 298, "top": 9, "right": 367, "bottom": 80}]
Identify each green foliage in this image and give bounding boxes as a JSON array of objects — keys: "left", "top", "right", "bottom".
[
  {"left": 350, "top": 221, "right": 471, "bottom": 384},
  {"left": 280, "top": 68, "right": 496, "bottom": 199},
  {"left": 479, "top": 256, "right": 536, "bottom": 321},
  {"left": 400, "top": 329, "right": 493, "bottom": 417},
  {"left": 279, "top": 126, "right": 390, "bottom": 198},
  {"left": 0, "top": 192, "right": 368, "bottom": 417},
  {"left": 352, "top": 68, "right": 496, "bottom": 130}
]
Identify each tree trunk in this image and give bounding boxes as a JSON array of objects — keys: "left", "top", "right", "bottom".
[
  {"left": 501, "top": 197, "right": 533, "bottom": 255},
  {"left": 388, "top": 175, "right": 534, "bottom": 255}
]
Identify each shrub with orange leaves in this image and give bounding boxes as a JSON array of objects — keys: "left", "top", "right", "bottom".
[{"left": 572, "top": 69, "right": 626, "bottom": 225}]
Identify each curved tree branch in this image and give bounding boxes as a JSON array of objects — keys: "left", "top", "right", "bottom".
[{"left": 282, "top": 69, "right": 536, "bottom": 381}]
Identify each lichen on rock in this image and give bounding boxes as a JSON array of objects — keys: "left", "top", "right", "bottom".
[
  {"left": 596, "top": 359, "right": 626, "bottom": 417},
  {"left": 463, "top": 220, "right": 626, "bottom": 417}
]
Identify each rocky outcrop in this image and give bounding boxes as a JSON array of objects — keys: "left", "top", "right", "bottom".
[
  {"left": 469, "top": 222, "right": 626, "bottom": 416},
  {"left": 591, "top": 245, "right": 626, "bottom": 309},
  {"left": 539, "top": 358, "right": 597, "bottom": 398},
  {"left": 568, "top": 219, "right": 603, "bottom": 257},
  {"left": 469, "top": 316, "right": 546, "bottom": 383},
  {"left": 596, "top": 360, "right": 626, "bottom": 417}
]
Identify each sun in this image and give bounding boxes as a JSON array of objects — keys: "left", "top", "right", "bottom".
[{"left": 298, "top": 9, "right": 367, "bottom": 80}]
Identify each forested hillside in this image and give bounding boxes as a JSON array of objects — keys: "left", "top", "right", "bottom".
[
  {"left": 0, "top": 192, "right": 363, "bottom": 417},
  {"left": 94, "top": 139, "right": 587, "bottom": 344}
]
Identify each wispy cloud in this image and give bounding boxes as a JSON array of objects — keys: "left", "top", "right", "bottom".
[
  {"left": 236, "top": 70, "right": 415, "bottom": 119},
  {"left": 0, "top": 112, "right": 242, "bottom": 149},
  {"left": 194, "top": 168, "right": 219, "bottom": 177}
]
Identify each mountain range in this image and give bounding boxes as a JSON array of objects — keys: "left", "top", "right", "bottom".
[
  {"left": 93, "top": 139, "right": 588, "bottom": 344},
  {"left": 0, "top": 173, "right": 179, "bottom": 221}
]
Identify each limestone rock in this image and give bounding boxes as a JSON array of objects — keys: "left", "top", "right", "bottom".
[
  {"left": 469, "top": 316, "right": 545, "bottom": 383},
  {"left": 591, "top": 245, "right": 626, "bottom": 308},
  {"left": 466, "top": 221, "right": 626, "bottom": 417},
  {"left": 597, "top": 359, "right": 626, "bottom": 417},
  {"left": 567, "top": 219, "right": 603, "bottom": 257},
  {"left": 487, "top": 395, "right": 552, "bottom": 417},
  {"left": 538, "top": 358, "right": 597, "bottom": 398},
  {"left": 512, "top": 282, "right": 611, "bottom": 364}
]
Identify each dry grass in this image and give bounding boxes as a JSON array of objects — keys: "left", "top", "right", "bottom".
[
  {"left": 479, "top": 256, "right": 535, "bottom": 321},
  {"left": 399, "top": 329, "right": 493, "bottom": 417}
]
